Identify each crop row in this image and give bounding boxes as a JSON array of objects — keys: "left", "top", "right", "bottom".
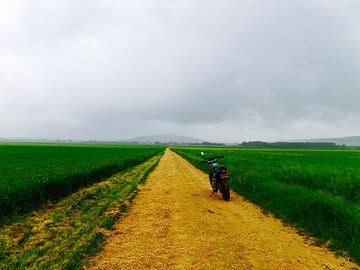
[
  {"left": 0, "top": 144, "right": 164, "bottom": 223},
  {"left": 0, "top": 154, "right": 162, "bottom": 269}
]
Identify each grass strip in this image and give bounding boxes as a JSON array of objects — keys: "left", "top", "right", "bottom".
[{"left": 0, "top": 154, "right": 162, "bottom": 269}]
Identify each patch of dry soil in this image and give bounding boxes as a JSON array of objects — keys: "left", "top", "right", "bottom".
[{"left": 88, "top": 149, "right": 358, "bottom": 269}]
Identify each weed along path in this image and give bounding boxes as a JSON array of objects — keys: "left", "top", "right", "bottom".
[{"left": 88, "top": 149, "right": 358, "bottom": 270}]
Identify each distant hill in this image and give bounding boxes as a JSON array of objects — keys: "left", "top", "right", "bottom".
[
  {"left": 290, "top": 136, "right": 360, "bottom": 147},
  {"left": 129, "top": 135, "right": 204, "bottom": 144}
]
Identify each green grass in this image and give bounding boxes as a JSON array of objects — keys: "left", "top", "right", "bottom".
[
  {"left": 0, "top": 144, "right": 164, "bottom": 223},
  {"left": 0, "top": 154, "right": 162, "bottom": 269},
  {"left": 172, "top": 147, "right": 360, "bottom": 263}
]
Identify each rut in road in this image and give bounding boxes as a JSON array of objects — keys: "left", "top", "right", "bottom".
[{"left": 87, "top": 149, "right": 358, "bottom": 270}]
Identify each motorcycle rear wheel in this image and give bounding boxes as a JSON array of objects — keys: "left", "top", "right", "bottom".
[{"left": 219, "top": 181, "right": 230, "bottom": 201}]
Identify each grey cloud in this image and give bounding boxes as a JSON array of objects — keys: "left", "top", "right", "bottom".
[{"left": 1, "top": 0, "right": 360, "bottom": 141}]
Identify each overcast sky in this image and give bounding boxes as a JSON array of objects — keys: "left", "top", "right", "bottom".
[{"left": 1, "top": 1, "right": 360, "bottom": 142}]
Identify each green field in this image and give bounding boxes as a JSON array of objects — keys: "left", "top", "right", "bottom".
[
  {"left": 172, "top": 147, "right": 360, "bottom": 262},
  {"left": 0, "top": 154, "right": 162, "bottom": 269},
  {"left": 0, "top": 144, "right": 164, "bottom": 223}
]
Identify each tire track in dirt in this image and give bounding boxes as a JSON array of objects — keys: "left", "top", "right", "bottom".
[{"left": 87, "top": 149, "right": 359, "bottom": 269}]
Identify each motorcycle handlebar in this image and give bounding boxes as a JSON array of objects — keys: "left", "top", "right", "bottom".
[{"left": 201, "top": 155, "right": 224, "bottom": 163}]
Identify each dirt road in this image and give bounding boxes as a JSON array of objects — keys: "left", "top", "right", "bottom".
[{"left": 88, "top": 149, "right": 358, "bottom": 269}]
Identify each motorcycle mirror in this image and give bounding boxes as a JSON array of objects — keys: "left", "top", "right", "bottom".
[{"left": 201, "top": 152, "right": 205, "bottom": 156}]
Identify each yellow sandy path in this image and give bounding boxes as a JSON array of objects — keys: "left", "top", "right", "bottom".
[{"left": 88, "top": 149, "right": 358, "bottom": 269}]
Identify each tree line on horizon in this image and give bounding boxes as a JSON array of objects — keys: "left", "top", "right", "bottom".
[{"left": 239, "top": 141, "right": 352, "bottom": 149}]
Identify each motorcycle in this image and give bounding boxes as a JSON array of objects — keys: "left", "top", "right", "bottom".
[{"left": 201, "top": 152, "right": 230, "bottom": 201}]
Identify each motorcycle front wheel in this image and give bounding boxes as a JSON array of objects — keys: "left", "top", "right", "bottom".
[{"left": 210, "top": 174, "right": 218, "bottom": 192}]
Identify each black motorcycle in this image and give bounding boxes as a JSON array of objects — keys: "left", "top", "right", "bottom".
[{"left": 201, "top": 152, "right": 230, "bottom": 201}]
